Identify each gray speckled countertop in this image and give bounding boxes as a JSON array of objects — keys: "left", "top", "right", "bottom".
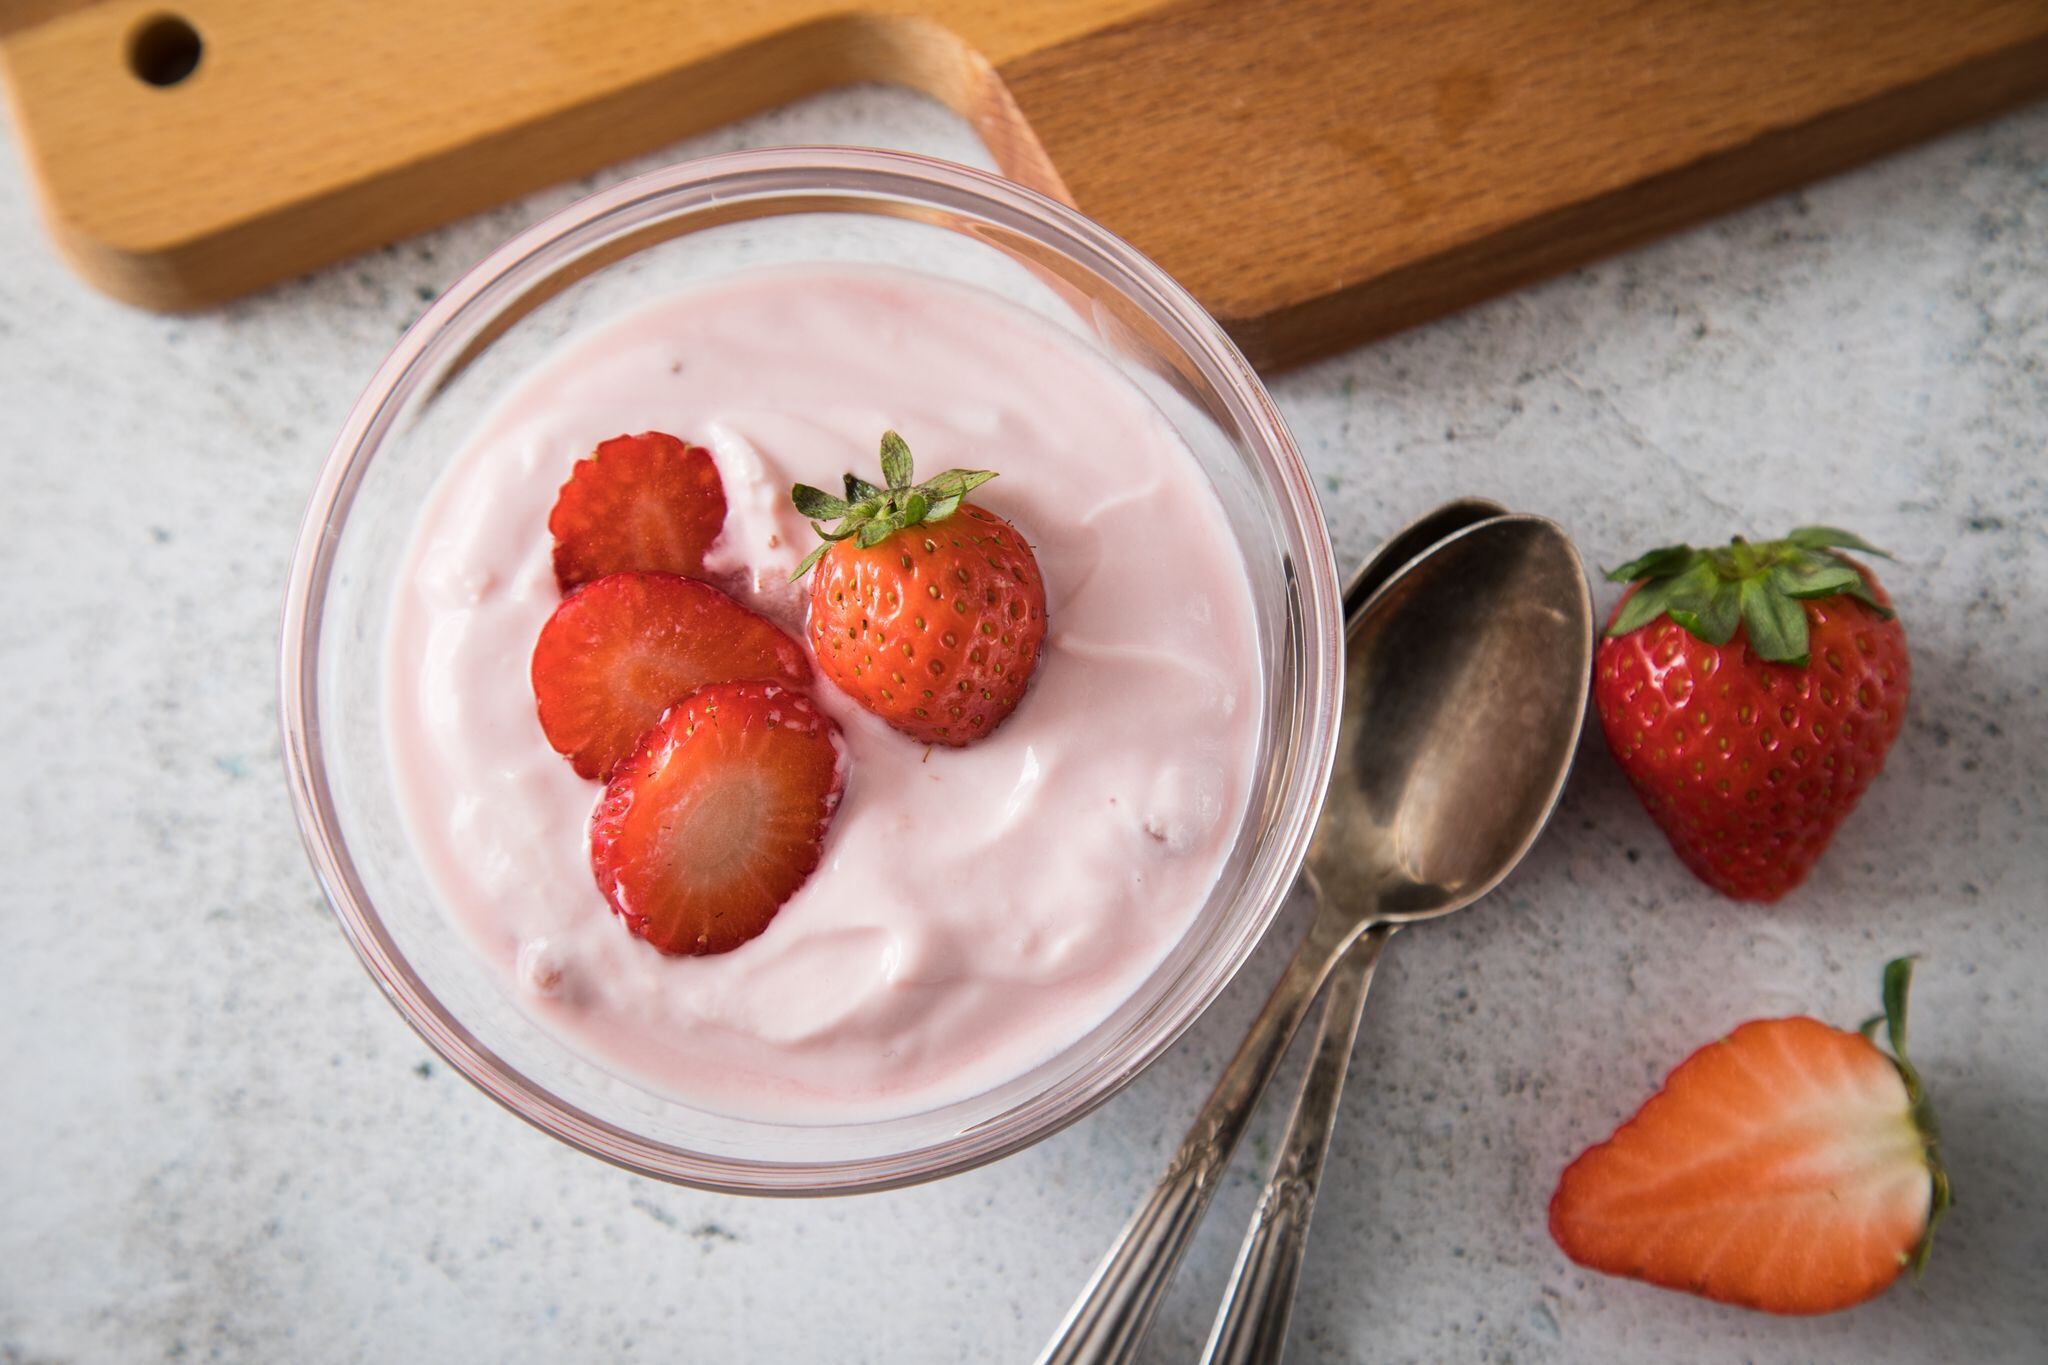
[{"left": 3, "top": 88, "right": 2044, "bottom": 1365}]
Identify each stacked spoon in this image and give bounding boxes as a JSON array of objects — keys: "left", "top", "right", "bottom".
[{"left": 1040, "top": 501, "right": 1594, "bottom": 1365}]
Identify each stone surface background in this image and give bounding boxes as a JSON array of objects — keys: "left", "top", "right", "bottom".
[{"left": 3, "top": 86, "right": 2043, "bottom": 1363}]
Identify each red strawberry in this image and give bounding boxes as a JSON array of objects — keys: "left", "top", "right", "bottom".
[
  {"left": 1593, "top": 526, "right": 1909, "bottom": 900},
  {"left": 531, "top": 572, "right": 809, "bottom": 780},
  {"left": 1550, "top": 957, "right": 1950, "bottom": 1315},
  {"left": 789, "top": 431, "right": 1046, "bottom": 746},
  {"left": 549, "top": 432, "right": 727, "bottom": 591},
  {"left": 590, "top": 680, "right": 844, "bottom": 955}
]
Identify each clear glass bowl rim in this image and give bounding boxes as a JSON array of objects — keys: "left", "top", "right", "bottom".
[{"left": 279, "top": 146, "right": 1342, "bottom": 1195}]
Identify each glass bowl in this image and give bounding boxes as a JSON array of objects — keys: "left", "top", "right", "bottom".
[{"left": 280, "top": 147, "right": 1342, "bottom": 1194}]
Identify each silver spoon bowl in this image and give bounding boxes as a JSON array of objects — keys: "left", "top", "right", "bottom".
[
  {"left": 1039, "top": 513, "right": 1590, "bottom": 1365},
  {"left": 1341, "top": 497, "right": 1505, "bottom": 618}
]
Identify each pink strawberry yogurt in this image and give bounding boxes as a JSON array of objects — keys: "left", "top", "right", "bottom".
[{"left": 386, "top": 264, "right": 1263, "bottom": 1123}]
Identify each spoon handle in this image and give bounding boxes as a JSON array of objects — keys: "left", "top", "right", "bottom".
[
  {"left": 1036, "top": 905, "right": 1353, "bottom": 1365},
  {"left": 1200, "top": 924, "right": 1397, "bottom": 1365}
]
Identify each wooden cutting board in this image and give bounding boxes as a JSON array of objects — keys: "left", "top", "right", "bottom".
[{"left": 4, "top": 0, "right": 2045, "bottom": 368}]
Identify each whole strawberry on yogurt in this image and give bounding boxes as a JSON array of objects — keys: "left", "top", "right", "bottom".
[
  {"left": 1594, "top": 525, "right": 1909, "bottom": 900},
  {"left": 790, "top": 431, "right": 1048, "bottom": 746}
]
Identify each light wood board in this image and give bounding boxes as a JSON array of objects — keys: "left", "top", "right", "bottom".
[{"left": 4, "top": 0, "right": 2045, "bottom": 367}]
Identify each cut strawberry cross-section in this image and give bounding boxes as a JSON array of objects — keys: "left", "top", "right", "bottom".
[
  {"left": 531, "top": 571, "right": 810, "bottom": 781},
  {"left": 591, "top": 680, "right": 845, "bottom": 956},
  {"left": 1549, "top": 957, "right": 1948, "bottom": 1315},
  {"left": 550, "top": 431, "right": 728, "bottom": 591}
]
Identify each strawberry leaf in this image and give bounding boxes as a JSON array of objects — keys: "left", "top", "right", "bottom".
[
  {"left": 1773, "top": 560, "right": 1861, "bottom": 600},
  {"left": 792, "top": 541, "right": 833, "bottom": 580},
  {"left": 1738, "top": 576, "right": 1809, "bottom": 664},
  {"left": 791, "top": 484, "right": 850, "bottom": 520},
  {"left": 1607, "top": 577, "right": 1685, "bottom": 637},
  {"left": 921, "top": 468, "right": 999, "bottom": 503},
  {"left": 879, "top": 431, "right": 914, "bottom": 490},
  {"left": 1668, "top": 579, "right": 1740, "bottom": 645},
  {"left": 1838, "top": 577, "right": 1897, "bottom": 620},
  {"left": 1880, "top": 955, "right": 1916, "bottom": 1062},
  {"left": 1786, "top": 525, "right": 1893, "bottom": 559},
  {"left": 1606, "top": 544, "right": 1695, "bottom": 583}
]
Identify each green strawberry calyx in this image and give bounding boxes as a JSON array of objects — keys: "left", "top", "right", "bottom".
[
  {"left": 1857, "top": 956, "right": 1953, "bottom": 1274},
  {"left": 1604, "top": 526, "right": 1893, "bottom": 666},
  {"left": 788, "top": 431, "right": 997, "bottom": 582}
]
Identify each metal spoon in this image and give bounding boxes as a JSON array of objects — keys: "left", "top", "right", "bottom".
[
  {"left": 1038, "top": 514, "right": 1590, "bottom": 1365},
  {"left": 1200, "top": 515, "right": 1591, "bottom": 1364}
]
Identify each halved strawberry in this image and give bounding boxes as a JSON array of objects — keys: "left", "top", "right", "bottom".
[
  {"left": 531, "top": 572, "right": 809, "bottom": 780},
  {"left": 590, "top": 681, "right": 844, "bottom": 955},
  {"left": 1550, "top": 958, "right": 1950, "bottom": 1315},
  {"left": 550, "top": 432, "right": 727, "bottom": 591}
]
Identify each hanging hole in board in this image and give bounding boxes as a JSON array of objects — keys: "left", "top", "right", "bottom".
[{"left": 129, "top": 14, "right": 203, "bottom": 88}]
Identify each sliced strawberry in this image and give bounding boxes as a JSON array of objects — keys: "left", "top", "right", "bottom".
[
  {"left": 550, "top": 431, "right": 727, "bottom": 591},
  {"left": 1549, "top": 958, "right": 1949, "bottom": 1315},
  {"left": 531, "top": 572, "right": 809, "bottom": 780},
  {"left": 590, "top": 681, "right": 844, "bottom": 955}
]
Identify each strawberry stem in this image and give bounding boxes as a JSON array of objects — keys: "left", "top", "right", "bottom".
[{"left": 790, "top": 431, "right": 997, "bottom": 581}]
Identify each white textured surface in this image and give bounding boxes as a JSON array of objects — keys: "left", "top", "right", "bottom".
[{"left": 3, "top": 87, "right": 2044, "bottom": 1364}]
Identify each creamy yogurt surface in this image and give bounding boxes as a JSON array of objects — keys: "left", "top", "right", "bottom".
[{"left": 386, "top": 265, "right": 1264, "bottom": 1122}]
